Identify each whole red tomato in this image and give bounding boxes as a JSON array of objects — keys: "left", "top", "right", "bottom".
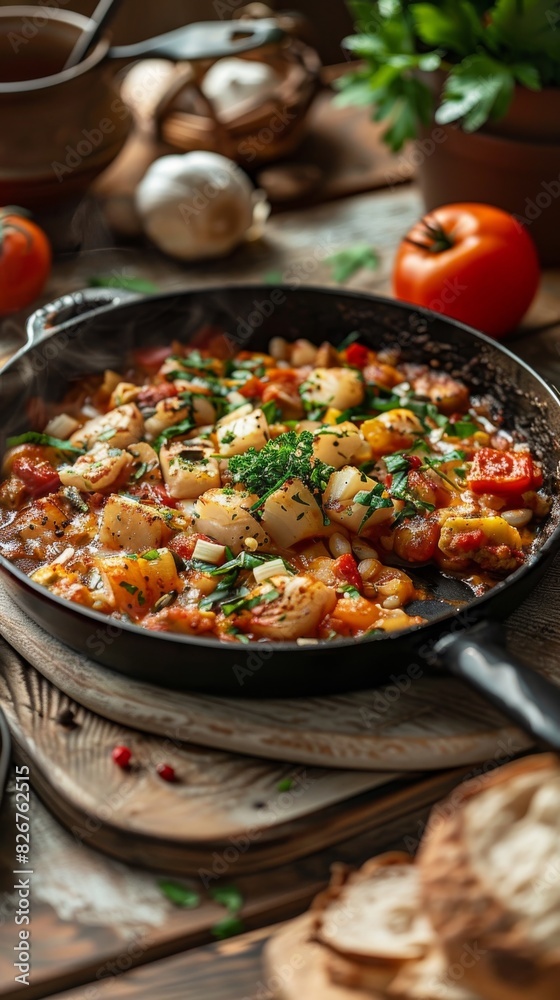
[
  {"left": 0, "top": 208, "right": 52, "bottom": 315},
  {"left": 393, "top": 204, "right": 540, "bottom": 338}
]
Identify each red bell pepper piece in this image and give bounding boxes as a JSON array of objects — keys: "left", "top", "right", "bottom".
[
  {"left": 333, "top": 553, "right": 362, "bottom": 591},
  {"left": 12, "top": 456, "right": 61, "bottom": 498},
  {"left": 467, "top": 448, "right": 541, "bottom": 495}
]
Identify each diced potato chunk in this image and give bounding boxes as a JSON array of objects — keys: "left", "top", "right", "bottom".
[
  {"left": 60, "top": 444, "right": 132, "bottom": 492},
  {"left": 216, "top": 408, "right": 269, "bottom": 457},
  {"left": 70, "top": 404, "right": 144, "bottom": 450},
  {"left": 323, "top": 466, "right": 394, "bottom": 534},
  {"left": 195, "top": 488, "right": 270, "bottom": 554},
  {"left": 127, "top": 442, "right": 161, "bottom": 483},
  {"left": 144, "top": 398, "right": 190, "bottom": 441},
  {"left": 184, "top": 394, "right": 217, "bottom": 426},
  {"left": 109, "top": 382, "right": 141, "bottom": 409},
  {"left": 99, "top": 495, "right": 173, "bottom": 551},
  {"left": 94, "top": 548, "right": 180, "bottom": 619},
  {"left": 300, "top": 368, "right": 364, "bottom": 411},
  {"left": 361, "top": 409, "right": 423, "bottom": 457},
  {"left": 160, "top": 438, "right": 221, "bottom": 499},
  {"left": 261, "top": 477, "right": 325, "bottom": 548},
  {"left": 313, "top": 422, "right": 363, "bottom": 469},
  {"left": 243, "top": 575, "right": 336, "bottom": 640},
  {"left": 44, "top": 413, "right": 80, "bottom": 439}
]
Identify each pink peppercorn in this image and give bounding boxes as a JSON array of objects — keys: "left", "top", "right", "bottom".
[
  {"left": 156, "top": 763, "right": 176, "bottom": 782},
  {"left": 112, "top": 745, "right": 132, "bottom": 768}
]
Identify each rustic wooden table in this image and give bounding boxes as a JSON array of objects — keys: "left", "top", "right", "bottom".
[{"left": 1, "top": 171, "right": 560, "bottom": 999}]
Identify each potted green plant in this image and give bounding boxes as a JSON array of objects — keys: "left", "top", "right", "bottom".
[{"left": 336, "top": 0, "right": 560, "bottom": 263}]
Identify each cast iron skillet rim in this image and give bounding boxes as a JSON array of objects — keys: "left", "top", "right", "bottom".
[
  {"left": 1, "top": 283, "right": 559, "bottom": 654},
  {"left": 6, "top": 280, "right": 560, "bottom": 399}
]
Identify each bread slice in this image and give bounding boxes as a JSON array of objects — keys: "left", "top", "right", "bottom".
[
  {"left": 388, "top": 945, "right": 481, "bottom": 999},
  {"left": 418, "top": 753, "right": 560, "bottom": 1000},
  {"left": 315, "top": 852, "right": 434, "bottom": 963},
  {"left": 264, "top": 852, "right": 484, "bottom": 1000},
  {"left": 308, "top": 852, "right": 435, "bottom": 994},
  {"left": 263, "top": 913, "right": 377, "bottom": 1000}
]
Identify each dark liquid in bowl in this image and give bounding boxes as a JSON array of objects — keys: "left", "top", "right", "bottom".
[{"left": 0, "top": 56, "right": 65, "bottom": 83}]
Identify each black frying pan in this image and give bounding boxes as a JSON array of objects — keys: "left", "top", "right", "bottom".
[{"left": 1, "top": 286, "right": 560, "bottom": 750}]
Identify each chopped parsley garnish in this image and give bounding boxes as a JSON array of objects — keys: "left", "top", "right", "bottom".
[
  {"left": 119, "top": 582, "right": 138, "bottom": 595},
  {"left": 326, "top": 245, "right": 379, "bottom": 284},
  {"left": 401, "top": 397, "right": 448, "bottom": 431},
  {"left": 354, "top": 482, "right": 393, "bottom": 531},
  {"left": 153, "top": 418, "right": 195, "bottom": 451},
  {"left": 211, "top": 916, "right": 245, "bottom": 940},
  {"left": 303, "top": 404, "right": 328, "bottom": 421},
  {"left": 199, "top": 583, "right": 249, "bottom": 613},
  {"left": 142, "top": 549, "right": 160, "bottom": 560},
  {"left": 337, "top": 330, "right": 361, "bottom": 351},
  {"left": 97, "top": 427, "right": 117, "bottom": 442},
  {"left": 89, "top": 274, "right": 159, "bottom": 294},
  {"left": 384, "top": 452, "right": 410, "bottom": 474},
  {"left": 220, "top": 430, "right": 236, "bottom": 445},
  {"left": 421, "top": 450, "right": 465, "bottom": 489},
  {"left": 261, "top": 400, "right": 281, "bottom": 424},
  {"left": 210, "top": 885, "right": 244, "bottom": 913},
  {"left": 132, "top": 461, "right": 148, "bottom": 481},
  {"left": 390, "top": 466, "right": 436, "bottom": 524},
  {"left": 277, "top": 778, "right": 295, "bottom": 792},
  {"left": 448, "top": 419, "right": 479, "bottom": 439},
  {"left": 158, "top": 880, "right": 200, "bottom": 908},
  {"left": 7, "top": 431, "right": 85, "bottom": 455},
  {"left": 201, "top": 550, "right": 293, "bottom": 577},
  {"left": 224, "top": 357, "right": 266, "bottom": 378},
  {"left": 226, "top": 626, "right": 250, "bottom": 644},
  {"left": 178, "top": 350, "right": 216, "bottom": 372},
  {"left": 221, "top": 586, "right": 280, "bottom": 617},
  {"left": 228, "top": 431, "right": 335, "bottom": 514},
  {"left": 339, "top": 584, "right": 361, "bottom": 598},
  {"left": 384, "top": 445, "right": 466, "bottom": 500}
]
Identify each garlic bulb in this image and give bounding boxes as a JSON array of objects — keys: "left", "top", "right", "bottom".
[
  {"left": 135, "top": 151, "right": 256, "bottom": 261},
  {"left": 201, "top": 58, "right": 280, "bottom": 118}
]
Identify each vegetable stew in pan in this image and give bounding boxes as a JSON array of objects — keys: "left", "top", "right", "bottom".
[{"left": 0, "top": 332, "right": 551, "bottom": 645}]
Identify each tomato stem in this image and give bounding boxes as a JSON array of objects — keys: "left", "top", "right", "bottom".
[
  {"left": 0, "top": 207, "right": 33, "bottom": 256},
  {"left": 406, "top": 216, "right": 455, "bottom": 254}
]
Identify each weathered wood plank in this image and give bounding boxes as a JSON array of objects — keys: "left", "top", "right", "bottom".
[
  {"left": 48, "top": 926, "right": 273, "bottom": 1000},
  {"left": 0, "top": 758, "right": 474, "bottom": 1000}
]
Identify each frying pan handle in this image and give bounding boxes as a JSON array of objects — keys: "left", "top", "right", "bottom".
[
  {"left": 25, "top": 287, "right": 140, "bottom": 348},
  {"left": 435, "top": 621, "right": 560, "bottom": 751},
  {"left": 109, "top": 19, "right": 284, "bottom": 63}
]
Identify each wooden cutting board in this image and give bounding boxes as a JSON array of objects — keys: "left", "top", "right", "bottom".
[
  {"left": 0, "top": 761, "right": 476, "bottom": 1000},
  {"left": 0, "top": 583, "right": 528, "bottom": 772},
  {"left": 0, "top": 638, "right": 482, "bottom": 878}
]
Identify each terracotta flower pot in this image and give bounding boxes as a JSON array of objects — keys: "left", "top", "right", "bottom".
[{"left": 416, "top": 82, "right": 560, "bottom": 265}]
